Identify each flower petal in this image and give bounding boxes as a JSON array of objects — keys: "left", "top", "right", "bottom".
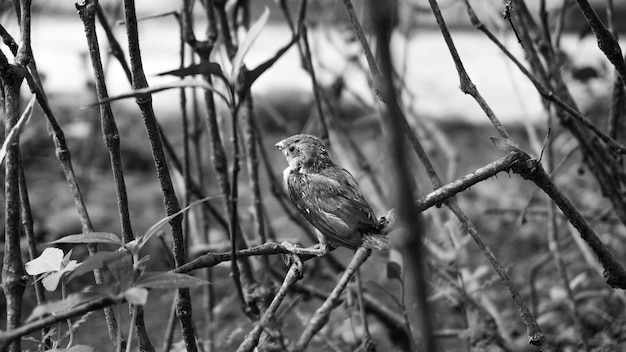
[
  {"left": 42, "top": 272, "right": 63, "bottom": 291},
  {"left": 25, "top": 248, "right": 63, "bottom": 276}
]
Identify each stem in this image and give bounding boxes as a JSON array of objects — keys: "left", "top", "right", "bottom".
[
  {"left": 368, "top": 1, "right": 435, "bottom": 350},
  {"left": 122, "top": 0, "right": 196, "bottom": 350},
  {"left": 293, "top": 247, "right": 372, "bottom": 351},
  {"left": 1, "top": 49, "right": 26, "bottom": 352},
  {"left": 236, "top": 261, "right": 304, "bottom": 352}
]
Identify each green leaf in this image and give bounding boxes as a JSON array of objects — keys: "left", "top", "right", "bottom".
[
  {"left": 26, "top": 293, "right": 100, "bottom": 322},
  {"left": 489, "top": 137, "right": 522, "bottom": 153},
  {"left": 107, "top": 254, "right": 135, "bottom": 292},
  {"left": 46, "top": 345, "right": 95, "bottom": 352},
  {"left": 88, "top": 79, "right": 230, "bottom": 108},
  {"left": 386, "top": 261, "right": 402, "bottom": 281},
  {"left": 68, "top": 251, "right": 127, "bottom": 282},
  {"left": 158, "top": 62, "right": 225, "bottom": 80},
  {"left": 244, "top": 33, "right": 299, "bottom": 89},
  {"left": 230, "top": 7, "right": 270, "bottom": 81},
  {"left": 135, "top": 272, "right": 209, "bottom": 289},
  {"left": 48, "top": 232, "right": 122, "bottom": 246},
  {"left": 133, "top": 195, "right": 220, "bottom": 253},
  {"left": 0, "top": 95, "right": 35, "bottom": 165}
]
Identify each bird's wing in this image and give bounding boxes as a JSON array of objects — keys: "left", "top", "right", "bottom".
[{"left": 286, "top": 167, "right": 379, "bottom": 248}]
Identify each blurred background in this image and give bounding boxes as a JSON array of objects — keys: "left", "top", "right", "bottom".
[{"left": 2, "top": 0, "right": 626, "bottom": 351}]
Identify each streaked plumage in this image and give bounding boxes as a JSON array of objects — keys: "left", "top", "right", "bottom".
[{"left": 275, "top": 134, "right": 389, "bottom": 251}]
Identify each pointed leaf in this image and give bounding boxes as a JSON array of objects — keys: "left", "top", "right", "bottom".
[
  {"left": 135, "top": 271, "right": 209, "bottom": 289},
  {"left": 48, "top": 232, "right": 122, "bottom": 246},
  {"left": 489, "top": 137, "right": 523, "bottom": 153},
  {"left": 107, "top": 254, "right": 135, "bottom": 291},
  {"left": 46, "top": 345, "right": 95, "bottom": 352},
  {"left": 27, "top": 293, "right": 100, "bottom": 322},
  {"left": 386, "top": 261, "right": 402, "bottom": 281},
  {"left": 0, "top": 95, "right": 35, "bottom": 165},
  {"left": 231, "top": 7, "right": 270, "bottom": 80},
  {"left": 87, "top": 79, "right": 230, "bottom": 108},
  {"left": 136, "top": 196, "right": 220, "bottom": 251},
  {"left": 245, "top": 33, "right": 298, "bottom": 88},
  {"left": 387, "top": 249, "right": 404, "bottom": 281},
  {"left": 25, "top": 247, "right": 63, "bottom": 275},
  {"left": 135, "top": 255, "right": 151, "bottom": 271},
  {"left": 158, "top": 62, "right": 224, "bottom": 79},
  {"left": 68, "top": 251, "right": 127, "bottom": 282}
]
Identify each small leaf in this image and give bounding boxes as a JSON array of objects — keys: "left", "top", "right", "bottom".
[
  {"left": 124, "top": 287, "right": 148, "bottom": 306},
  {"left": 387, "top": 249, "right": 404, "bottom": 281},
  {"left": 135, "top": 195, "right": 220, "bottom": 252},
  {"left": 45, "top": 345, "right": 95, "bottom": 352},
  {"left": 158, "top": 62, "right": 224, "bottom": 79},
  {"left": 48, "top": 232, "right": 122, "bottom": 246},
  {"left": 68, "top": 251, "right": 127, "bottom": 282},
  {"left": 230, "top": 7, "right": 270, "bottom": 80},
  {"left": 25, "top": 247, "right": 63, "bottom": 275},
  {"left": 107, "top": 254, "right": 135, "bottom": 291},
  {"left": 489, "top": 137, "right": 522, "bottom": 153},
  {"left": 386, "top": 261, "right": 402, "bottom": 281},
  {"left": 244, "top": 33, "right": 299, "bottom": 89},
  {"left": 27, "top": 293, "right": 100, "bottom": 322},
  {"left": 135, "top": 255, "right": 151, "bottom": 271},
  {"left": 87, "top": 79, "right": 230, "bottom": 108},
  {"left": 0, "top": 95, "right": 35, "bottom": 165},
  {"left": 135, "top": 272, "right": 209, "bottom": 289}
]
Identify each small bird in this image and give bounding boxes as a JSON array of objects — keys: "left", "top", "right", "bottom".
[{"left": 275, "top": 134, "right": 389, "bottom": 255}]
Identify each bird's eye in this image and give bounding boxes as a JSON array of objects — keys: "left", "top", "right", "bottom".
[{"left": 288, "top": 146, "right": 296, "bottom": 152}]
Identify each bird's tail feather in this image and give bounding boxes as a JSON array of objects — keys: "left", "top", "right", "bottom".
[{"left": 362, "top": 234, "right": 390, "bottom": 250}]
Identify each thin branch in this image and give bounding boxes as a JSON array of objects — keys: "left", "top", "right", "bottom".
[
  {"left": 369, "top": 2, "right": 435, "bottom": 350},
  {"left": 122, "top": 0, "right": 196, "bottom": 350},
  {"left": 293, "top": 247, "right": 372, "bottom": 351},
  {"left": 463, "top": 0, "right": 626, "bottom": 155},
  {"left": 18, "top": 161, "right": 51, "bottom": 348},
  {"left": 574, "top": 0, "right": 626, "bottom": 86},
  {"left": 236, "top": 260, "right": 304, "bottom": 352},
  {"left": 511, "top": 153, "right": 626, "bottom": 289},
  {"left": 343, "top": 0, "right": 553, "bottom": 349},
  {"left": 426, "top": 0, "right": 510, "bottom": 139}
]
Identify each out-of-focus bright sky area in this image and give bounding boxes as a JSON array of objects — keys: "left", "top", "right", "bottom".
[{"left": 1, "top": 0, "right": 624, "bottom": 124}]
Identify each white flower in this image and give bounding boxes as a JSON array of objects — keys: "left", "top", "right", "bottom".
[{"left": 25, "top": 248, "right": 80, "bottom": 291}]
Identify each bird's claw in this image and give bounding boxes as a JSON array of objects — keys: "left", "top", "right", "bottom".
[
  {"left": 280, "top": 241, "right": 329, "bottom": 257},
  {"left": 310, "top": 243, "right": 329, "bottom": 257}
]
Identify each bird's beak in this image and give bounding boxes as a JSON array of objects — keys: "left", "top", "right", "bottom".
[{"left": 275, "top": 141, "right": 284, "bottom": 151}]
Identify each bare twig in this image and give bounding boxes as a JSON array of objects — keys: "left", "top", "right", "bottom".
[
  {"left": 121, "top": 0, "right": 196, "bottom": 350},
  {"left": 236, "top": 261, "right": 304, "bottom": 352},
  {"left": 18, "top": 162, "right": 51, "bottom": 348},
  {"left": 343, "top": 0, "right": 552, "bottom": 349},
  {"left": 77, "top": 4, "right": 153, "bottom": 349},
  {"left": 293, "top": 247, "right": 372, "bottom": 351},
  {"left": 370, "top": 3, "right": 436, "bottom": 349},
  {"left": 427, "top": 0, "right": 510, "bottom": 139},
  {"left": 511, "top": 153, "right": 626, "bottom": 289},
  {"left": 574, "top": 0, "right": 626, "bottom": 86}
]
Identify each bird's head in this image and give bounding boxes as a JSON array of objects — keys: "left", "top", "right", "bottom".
[{"left": 275, "top": 134, "right": 333, "bottom": 172}]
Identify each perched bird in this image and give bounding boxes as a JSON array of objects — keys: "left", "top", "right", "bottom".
[{"left": 275, "top": 134, "right": 389, "bottom": 255}]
